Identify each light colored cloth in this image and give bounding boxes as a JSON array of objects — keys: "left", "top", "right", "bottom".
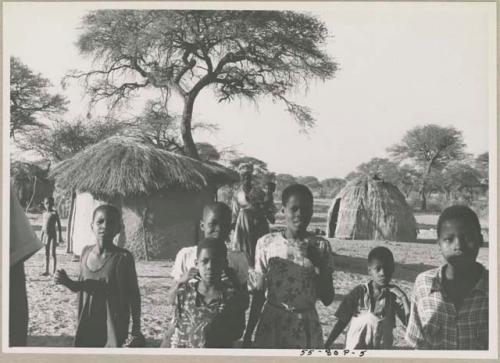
[
  {"left": 248, "top": 232, "right": 334, "bottom": 348},
  {"left": 337, "top": 282, "right": 403, "bottom": 349},
  {"left": 10, "top": 188, "right": 43, "bottom": 266},
  {"left": 233, "top": 207, "right": 269, "bottom": 267},
  {"left": 171, "top": 246, "right": 249, "bottom": 285},
  {"left": 405, "top": 264, "right": 488, "bottom": 350}
]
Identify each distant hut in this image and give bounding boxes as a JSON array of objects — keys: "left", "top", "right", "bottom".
[
  {"left": 50, "top": 136, "right": 239, "bottom": 260},
  {"left": 326, "top": 177, "right": 417, "bottom": 242}
]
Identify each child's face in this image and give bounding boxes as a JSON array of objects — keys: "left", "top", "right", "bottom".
[
  {"left": 438, "top": 218, "right": 482, "bottom": 269},
  {"left": 201, "top": 209, "right": 231, "bottom": 241},
  {"left": 368, "top": 258, "right": 394, "bottom": 288},
  {"left": 196, "top": 248, "right": 225, "bottom": 284},
  {"left": 91, "top": 209, "right": 120, "bottom": 243},
  {"left": 44, "top": 199, "right": 54, "bottom": 209},
  {"left": 282, "top": 194, "right": 313, "bottom": 234}
]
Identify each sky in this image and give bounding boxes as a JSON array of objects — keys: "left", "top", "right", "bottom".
[{"left": 4, "top": 2, "right": 496, "bottom": 179}]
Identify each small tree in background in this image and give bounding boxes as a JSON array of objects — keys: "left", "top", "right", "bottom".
[
  {"left": 10, "top": 57, "right": 68, "bottom": 138},
  {"left": 388, "top": 124, "right": 466, "bottom": 211},
  {"left": 68, "top": 10, "right": 337, "bottom": 159}
]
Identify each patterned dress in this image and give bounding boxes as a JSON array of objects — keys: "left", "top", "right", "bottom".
[
  {"left": 248, "top": 232, "right": 334, "bottom": 348},
  {"left": 169, "top": 279, "right": 248, "bottom": 348}
]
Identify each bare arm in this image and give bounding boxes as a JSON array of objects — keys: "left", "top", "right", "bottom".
[
  {"left": 54, "top": 269, "right": 104, "bottom": 293},
  {"left": 126, "top": 254, "right": 142, "bottom": 337},
  {"left": 166, "top": 268, "right": 198, "bottom": 305},
  {"left": 317, "top": 260, "right": 335, "bottom": 306},
  {"left": 242, "top": 290, "right": 265, "bottom": 347},
  {"left": 324, "top": 319, "right": 348, "bottom": 348},
  {"left": 55, "top": 213, "right": 63, "bottom": 242}
]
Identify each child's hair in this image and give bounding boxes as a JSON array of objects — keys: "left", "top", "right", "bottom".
[
  {"left": 196, "top": 237, "right": 228, "bottom": 258},
  {"left": 202, "top": 202, "right": 231, "bottom": 222},
  {"left": 92, "top": 204, "right": 121, "bottom": 224},
  {"left": 368, "top": 246, "right": 395, "bottom": 267},
  {"left": 437, "top": 205, "right": 481, "bottom": 238},
  {"left": 281, "top": 184, "right": 313, "bottom": 206}
]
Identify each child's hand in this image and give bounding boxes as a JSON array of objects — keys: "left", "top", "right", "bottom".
[
  {"left": 123, "top": 333, "right": 146, "bottom": 347},
  {"left": 178, "top": 268, "right": 198, "bottom": 284},
  {"left": 54, "top": 269, "right": 70, "bottom": 285}
]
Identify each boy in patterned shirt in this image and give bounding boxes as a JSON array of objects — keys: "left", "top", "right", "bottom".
[{"left": 405, "top": 205, "right": 488, "bottom": 350}]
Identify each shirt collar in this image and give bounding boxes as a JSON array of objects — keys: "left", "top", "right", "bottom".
[{"left": 429, "top": 264, "right": 488, "bottom": 295}]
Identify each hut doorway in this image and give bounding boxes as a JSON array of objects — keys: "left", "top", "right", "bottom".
[{"left": 328, "top": 198, "right": 341, "bottom": 237}]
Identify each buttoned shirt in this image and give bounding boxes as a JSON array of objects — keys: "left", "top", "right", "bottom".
[{"left": 405, "top": 264, "right": 488, "bottom": 350}]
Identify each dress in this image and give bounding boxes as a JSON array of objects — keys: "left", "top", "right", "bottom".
[
  {"left": 335, "top": 282, "right": 408, "bottom": 349},
  {"left": 233, "top": 207, "right": 270, "bottom": 267},
  {"left": 249, "top": 232, "right": 334, "bottom": 348},
  {"left": 74, "top": 245, "right": 141, "bottom": 347},
  {"left": 169, "top": 279, "right": 248, "bottom": 348}
]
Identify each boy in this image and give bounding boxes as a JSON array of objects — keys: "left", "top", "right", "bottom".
[
  {"left": 325, "top": 246, "right": 409, "bottom": 349},
  {"left": 164, "top": 238, "right": 248, "bottom": 348},
  {"left": 405, "top": 205, "right": 488, "bottom": 350},
  {"left": 168, "top": 202, "right": 249, "bottom": 304},
  {"left": 40, "top": 196, "right": 63, "bottom": 276}
]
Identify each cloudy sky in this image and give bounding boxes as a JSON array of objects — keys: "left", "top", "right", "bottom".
[{"left": 4, "top": 2, "right": 496, "bottom": 179}]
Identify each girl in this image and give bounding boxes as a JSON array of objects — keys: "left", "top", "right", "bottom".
[
  {"left": 54, "top": 205, "right": 144, "bottom": 347},
  {"left": 164, "top": 237, "right": 248, "bottom": 348},
  {"left": 244, "top": 184, "right": 335, "bottom": 348}
]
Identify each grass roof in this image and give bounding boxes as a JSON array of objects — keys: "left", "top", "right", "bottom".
[{"left": 50, "top": 136, "right": 239, "bottom": 199}]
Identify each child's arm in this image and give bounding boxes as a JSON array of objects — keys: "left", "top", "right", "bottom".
[
  {"left": 310, "top": 240, "right": 335, "bottom": 306},
  {"left": 242, "top": 289, "right": 265, "bottom": 347},
  {"left": 54, "top": 269, "right": 104, "bottom": 293},
  {"left": 166, "top": 268, "right": 198, "bottom": 305},
  {"left": 324, "top": 319, "right": 348, "bottom": 348},
  {"left": 55, "top": 212, "right": 63, "bottom": 243},
  {"left": 390, "top": 285, "right": 411, "bottom": 326},
  {"left": 126, "top": 254, "right": 142, "bottom": 338},
  {"left": 405, "top": 282, "right": 428, "bottom": 349}
]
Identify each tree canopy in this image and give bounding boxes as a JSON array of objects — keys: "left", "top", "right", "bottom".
[
  {"left": 10, "top": 57, "right": 68, "bottom": 138},
  {"left": 68, "top": 10, "right": 337, "bottom": 158}
]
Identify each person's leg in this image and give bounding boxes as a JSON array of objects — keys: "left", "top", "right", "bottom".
[
  {"left": 10, "top": 262, "right": 28, "bottom": 346},
  {"left": 42, "top": 239, "right": 50, "bottom": 276},
  {"left": 51, "top": 236, "right": 57, "bottom": 274}
]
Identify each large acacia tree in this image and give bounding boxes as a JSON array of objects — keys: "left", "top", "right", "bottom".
[
  {"left": 68, "top": 10, "right": 337, "bottom": 159},
  {"left": 389, "top": 124, "right": 466, "bottom": 210}
]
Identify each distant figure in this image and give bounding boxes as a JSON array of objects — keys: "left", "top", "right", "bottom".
[
  {"left": 162, "top": 238, "right": 248, "bottom": 348},
  {"left": 244, "top": 184, "right": 335, "bottom": 348},
  {"left": 231, "top": 163, "right": 255, "bottom": 228},
  {"left": 40, "top": 196, "right": 63, "bottom": 276},
  {"left": 263, "top": 179, "right": 277, "bottom": 224},
  {"left": 10, "top": 188, "right": 44, "bottom": 346},
  {"left": 233, "top": 188, "right": 270, "bottom": 268},
  {"left": 325, "top": 246, "right": 410, "bottom": 349},
  {"left": 406, "top": 205, "right": 488, "bottom": 350},
  {"left": 55, "top": 205, "right": 144, "bottom": 347}
]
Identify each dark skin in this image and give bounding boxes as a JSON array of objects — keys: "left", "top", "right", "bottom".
[
  {"left": 41, "top": 198, "right": 63, "bottom": 275},
  {"left": 166, "top": 207, "right": 233, "bottom": 305},
  {"left": 324, "top": 258, "right": 410, "bottom": 348},
  {"left": 243, "top": 193, "right": 335, "bottom": 347},
  {"left": 438, "top": 219, "right": 483, "bottom": 310}
]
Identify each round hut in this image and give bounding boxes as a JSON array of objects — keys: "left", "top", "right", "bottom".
[
  {"left": 326, "top": 177, "right": 417, "bottom": 242},
  {"left": 50, "top": 136, "right": 239, "bottom": 260}
]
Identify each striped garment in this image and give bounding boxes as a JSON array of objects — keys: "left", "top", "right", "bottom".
[{"left": 405, "top": 264, "right": 488, "bottom": 350}]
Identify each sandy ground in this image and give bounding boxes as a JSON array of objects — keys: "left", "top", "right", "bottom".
[{"left": 23, "top": 200, "right": 490, "bottom": 349}]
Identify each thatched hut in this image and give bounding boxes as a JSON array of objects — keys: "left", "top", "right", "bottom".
[
  {"left": 50, "top": 136, "right": 239, "bottom": 260},
  {"left": 326, "top": 177, "right": 417, "bottom": 242}
]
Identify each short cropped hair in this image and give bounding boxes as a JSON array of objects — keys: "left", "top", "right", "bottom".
[
  {"left": 92, "top": 204, "right": 121, "bottom": 225},
  {"left": 196, "top": 237, "right": 227, "bottom": 258},
  {"left": 281, "top": 184, "right": 313, "bottom": 206},
  {"left": 437, "top": 205, "right": 481, "bottom": 238},
  {"left": 368, "top": 246, "right": 395, "bottom": 267},
  {"left": 202, "top": 202, "right": 231, "bottom": 222}
]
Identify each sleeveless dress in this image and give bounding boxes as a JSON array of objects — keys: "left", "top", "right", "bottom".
[{"left": 74, "top": 245, "right": 140, "bottom": 347}]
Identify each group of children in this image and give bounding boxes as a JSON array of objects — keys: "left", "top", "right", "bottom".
[{"left": 36, "top": 183, "right": 488, "bottom": 350}]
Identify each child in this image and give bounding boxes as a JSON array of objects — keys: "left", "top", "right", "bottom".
[
  {"left": 244, "top": 184, "right": 335, "bottom": 348},
  {"left": 54, "top": 205, "right": 144, "bottom": 347},
  {"left": 405, "top": 205, "right": 488, "bottom": 350},
  {"left": 324, "top": 246, "right": 410, "bottom": 349},
  {"left": 169, "top": 202, "right": 249, "bottom": 297},
  {"left": 164, "top": 237, "right": 248, "bottom": 348},
  {"left": 233, "top": 188, "right": 270, "bottom": 268},
  {"left": 40, "top": 196, "right": 63, "bottom": 276}
]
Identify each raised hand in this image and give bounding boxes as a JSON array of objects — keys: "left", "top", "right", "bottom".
[
  {"left": 54, "top": 269, "right": 70, "bottom": 286},
  {"left": 179, "top": 268, "right": 199, "bottom": 284}
]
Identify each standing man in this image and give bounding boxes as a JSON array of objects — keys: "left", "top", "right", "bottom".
[{"left": 231, "top": 163, "right": 255, "bottom": 229}]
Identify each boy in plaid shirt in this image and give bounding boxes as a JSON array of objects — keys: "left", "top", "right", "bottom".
[{"left": 405, "top": 206, "right": 488, "bottom": 350}]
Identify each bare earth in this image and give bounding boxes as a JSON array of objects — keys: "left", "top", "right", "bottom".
[{"left": 24, "top": 201, "right": 490, "bottom": 349}]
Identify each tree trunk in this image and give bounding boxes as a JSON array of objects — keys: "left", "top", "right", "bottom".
[
  {"left": 420, "top": 162, "right": 434, "bottom": 211},
  {"left": 26, "top": 176, "right": 38, "bottom": 213},
  {"left": 181, "top": 95, "right": 200, "bottom": 160}
]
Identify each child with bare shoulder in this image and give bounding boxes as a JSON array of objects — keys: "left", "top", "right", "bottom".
[
  {"left": 40, "top": 196, "right": 62, "bottom": 276},
  {"left": 54, "top": 205, "right": 144, "bottom": 347}
]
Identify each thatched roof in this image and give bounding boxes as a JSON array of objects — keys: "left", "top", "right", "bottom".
[
  {"left": 50, "top": 136, "right": 239, "bottom": 199},
  {"left": 327, "top": 177, "right": 417, "bottom": 242}
]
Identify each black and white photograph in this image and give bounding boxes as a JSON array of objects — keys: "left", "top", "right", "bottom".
[{"left": 3, "top": 1, "right": 497, "bottom": 359}]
